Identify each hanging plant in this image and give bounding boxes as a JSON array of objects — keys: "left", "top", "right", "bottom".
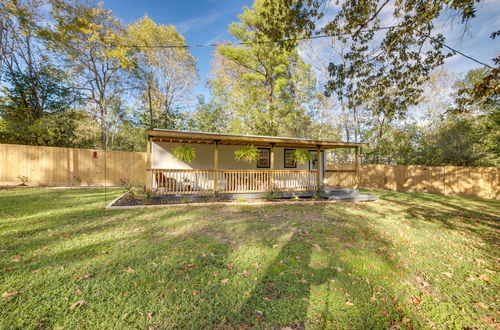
[
  {"left": 292, "top": 149, "right": 314, "bottom": 164},
  {"left": 172, "top": 145, "right": 196, "bottom": 163},
  {"left": 234, "top": 145, "right": 259, "bottom": 163}
]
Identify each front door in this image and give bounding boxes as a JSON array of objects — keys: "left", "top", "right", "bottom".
[{"left": 309, "top": 150, "right": 325, "bottom": 183}]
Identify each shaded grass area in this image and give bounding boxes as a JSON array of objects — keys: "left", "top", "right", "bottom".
[{"left": 0, "top": 188, "right": 498, "bottom": 329}]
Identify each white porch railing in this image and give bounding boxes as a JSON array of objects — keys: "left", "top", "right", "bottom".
[{"left": 149, "top": 169, "right": 317, "bottom": 195}]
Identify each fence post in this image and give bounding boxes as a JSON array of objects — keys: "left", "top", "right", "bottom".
[
  {"left": 145, "top": 139, "right": 152, "bottom": 190},
  {"left": 354, "top": 147, "right": 360, "bottom": 189}
]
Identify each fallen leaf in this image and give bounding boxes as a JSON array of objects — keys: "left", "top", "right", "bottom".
[
  {"left": 11, "top": 255, "right": 22, "bottom": 262},
  {"left": 1, "top": 290, "right": 18, "bottom": 298},
  {"left": 312, "top": 244, "right": 322, "bottom": 251},
  {"left": 241, "top": 270, "right": 250, "bottom": 278},
  {"left": 76, "top": 274, "right": 92, "bottom": 282},
  {"left": 251, "top": 263, "right": 260, "bottom": 270},
  {"left": 401, "top": 317, "right": 410, "bottom": 325},
  {"left": 301, "top": 297, "right": 308, "bottom": 302},
  {"left": 245, "top": 291, "right": 250, "bottom": 297},
  {"left": 474, "top": 302, "right": 489, "bottom": 309},
  {"left": 410, "top": 295, "right": 422, "bottom": 305},
  {"left": 124, "top": 267, "right": 135, "bottom": 274},
  {"left": 69, "top": 300, "right": 87, "bottom": 310},
  {"left": 345, "top": 301, "right": 355, "bottom": 306},
  {"left": 221, "top": 278, "right": 229, "bottom": 284},
  {"left": 465, "top": 276, "right": 475, "bottom": 282},
  {"left": 442, "top": 272, "right": 453, "bottom": 278},
  {"left": 226, "top": 265, "right": 234, "bottom": 271},
  {"left": 478, "top": 274, "right": 491, "bottom": 282}
]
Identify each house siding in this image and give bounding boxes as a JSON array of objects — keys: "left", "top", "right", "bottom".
[{"left": 151, "top": 141, "right": 317, "bottom": 171}]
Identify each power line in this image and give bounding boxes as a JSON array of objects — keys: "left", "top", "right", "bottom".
[
  {"left": 118, "top": 25, "right": 493, "bottom": 69},
  {"left": 0, "top": 23, "right": 493, "bottom": 69}
]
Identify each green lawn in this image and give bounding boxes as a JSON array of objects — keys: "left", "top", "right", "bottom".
[{"left": 0, "top": 188, "right": 498, "bottom": 329}]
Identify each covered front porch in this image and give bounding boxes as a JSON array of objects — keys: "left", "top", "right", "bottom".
[{"left": 146, "top": 130, "right": 366, "bottom": 195}]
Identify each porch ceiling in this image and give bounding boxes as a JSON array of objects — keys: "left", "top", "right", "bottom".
[{"left": 147, "top": 129, "right": 366, "bottom": 149}]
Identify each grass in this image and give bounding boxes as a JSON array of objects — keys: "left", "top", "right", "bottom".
[{"left": 0, "top": 188, "right": 498, "bottom": 329}]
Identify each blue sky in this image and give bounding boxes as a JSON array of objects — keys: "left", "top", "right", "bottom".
[{"left": 103, "top": 0, "right": 499, "bottom": 97}]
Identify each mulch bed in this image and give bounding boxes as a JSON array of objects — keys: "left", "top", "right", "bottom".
[{"left": 113, "top": 193, "right": 328, "bottom": 207}]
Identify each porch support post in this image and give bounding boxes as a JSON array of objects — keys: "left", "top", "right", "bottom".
[
  {"left": 213, "top": 140, "right": 219, "bottom": 193},
  {"left": 270, "top": 143, "right": 275, "bottom": 191},
  {"left": 316, "top": 145, "right": 321, "bottom": 191},
  {"left": 354, "top": 146, "right": 360, "bottom": 189},
  {"left": 145, "top": 138, "right": 152, "bottom": 190}
]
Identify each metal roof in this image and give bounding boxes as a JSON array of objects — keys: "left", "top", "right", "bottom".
[{"left": 147, "top": 129, "right": 366, "bottom": 149}]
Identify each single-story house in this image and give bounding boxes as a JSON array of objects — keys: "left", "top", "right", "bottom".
[{"left": 146, "top": 130, "right": 365, "bottom": 195}]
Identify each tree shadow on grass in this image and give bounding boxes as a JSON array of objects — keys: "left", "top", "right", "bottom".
[
  {"left": 199, "top": 203, "right": 411, "bottom": 329},
  {"left": 379, "top": 191, "right": 499, "bottom": 249}
]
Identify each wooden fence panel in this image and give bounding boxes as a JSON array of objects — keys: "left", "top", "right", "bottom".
[
  {"left": 0, "top": 143, "right": 147, "bottom": 187},
  {"left": 327, "top": 162, "right": 499, "bottom": 199},
  {"left": 1, "top": 143, "right": 498, "bottom": 199}
]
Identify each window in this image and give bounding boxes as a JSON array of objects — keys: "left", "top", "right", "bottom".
[
  {"left": 309, "top": 150, "right": 318, "bottom": 170},
  {"left": 257, "top": 148, "right": 270, "bottom": 168},
  {"left": 284, "top": 149, "right": 296, "bottom": 168}
]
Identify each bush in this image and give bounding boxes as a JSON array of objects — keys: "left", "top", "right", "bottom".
[
  {"left": 264, "top": 191, "right": 279, "bottom": 200},
  {"left": 17, "top": 175, "right": 30, "bottom": 186}
]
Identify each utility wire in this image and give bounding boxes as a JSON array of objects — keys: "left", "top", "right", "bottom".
[
  {"left": 0, "top": 24, "right": 494, "bottom": 68},
  {"left": 115, "top": 25, "right": 493, "bottom": 69}
]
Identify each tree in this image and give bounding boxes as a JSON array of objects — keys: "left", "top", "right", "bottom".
[
  {"left": 127, "top": 15, "right": 197, "bottom": 130},
  {"left": 210, "top": 0, "right": 318, "bottom": 137},
  {"left": 41, "top": 0, "right": 132, "bottom": 149},
  {"left": 0, "top": 0, "right": 84, "bottom": 147},
  {"left": 187, "top": 95, "right": 229, "bottom": 133},
  {"left": 256, "top": 0, "right": 487, "bottom": 148}
]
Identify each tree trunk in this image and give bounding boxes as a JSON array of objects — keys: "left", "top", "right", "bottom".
[
  {"left": 148, "top": 82, "right": 153, "bottom": 129},
  {"left": 100, "top": 102, "right": 108, "bottom": 150},
  {"left": 340, "top": 100, "right": 350, "bottom": 142}
]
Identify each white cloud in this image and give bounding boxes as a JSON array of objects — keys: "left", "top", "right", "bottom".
[{"left": 176, "top": 10, "right": 233, "bottom": 34}]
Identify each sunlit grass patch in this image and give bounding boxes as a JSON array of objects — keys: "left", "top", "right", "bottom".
[{"left": 0, "top": 188, "right": 498, "bottom": 328}]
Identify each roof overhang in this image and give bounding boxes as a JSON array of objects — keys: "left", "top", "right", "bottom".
[{"left": 147, "top": 130, "right": 367, "bottom": 149}]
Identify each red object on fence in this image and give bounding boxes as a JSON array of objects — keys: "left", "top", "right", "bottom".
[{"left": 93, "top": 151, "right": 98, "bottom": 159}]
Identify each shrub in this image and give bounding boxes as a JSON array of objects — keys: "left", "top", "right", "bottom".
[
  {"left": 139, "top": 186, "right": 155, "bottom": 204},
  {"left": 172, "top": 145, "right": 196, "bottom": 163},
  {"left": 72, "top": 175, "right": 82, "bottom": 186},
  {"left": 17, "top": 175, "right": 30, "bottom": 186},
  {"left": 264, "top": 191, "right": 279, "bottom": 200}
]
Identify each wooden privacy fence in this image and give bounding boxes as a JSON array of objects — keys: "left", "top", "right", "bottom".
[
  {"left": 0, "top": 143, "right": 147, "bottom": 186},
  {"left": 1, "top": 143, "right": 498, "bottom": 199},
  {"left": 327, "top": 163, "right": 500, "bottom": 199}
]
